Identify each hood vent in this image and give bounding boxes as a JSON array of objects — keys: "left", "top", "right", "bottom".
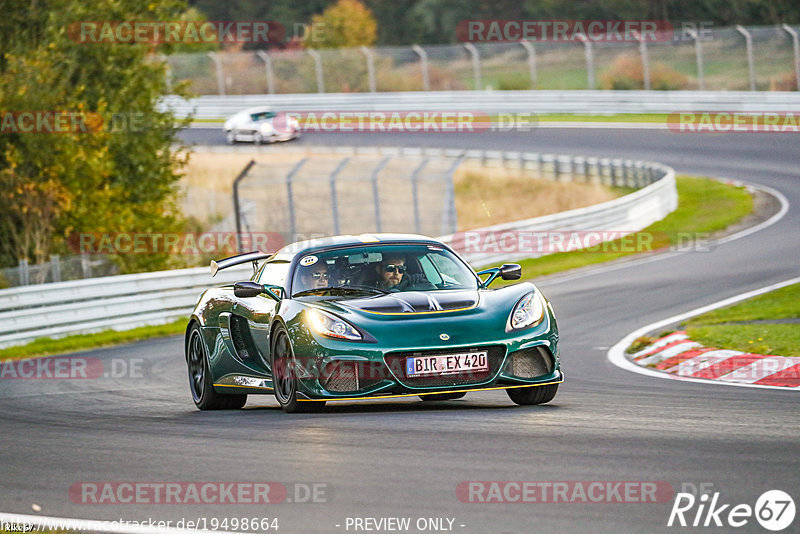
[{"left": 341, "top": 291, "right": 478, "bottom": 315}]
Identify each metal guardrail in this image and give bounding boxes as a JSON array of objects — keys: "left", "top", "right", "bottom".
[
  {"left": 0, "top": 148, "right": 675, "bottom": 349},
  {"left": 160, "top": 90, "right": 800, "bottom": 120}
]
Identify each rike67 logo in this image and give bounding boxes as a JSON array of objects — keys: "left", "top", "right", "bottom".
[{"left": 668, "top": 489, "right": 795, "bottom": 531}]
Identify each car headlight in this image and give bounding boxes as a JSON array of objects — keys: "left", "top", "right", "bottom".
[
  {"left": 307, "top": 309, "right": 362, "bottom": 341},
  {"left": 508, "top": 291, "right": 545, "bottom": 331}
]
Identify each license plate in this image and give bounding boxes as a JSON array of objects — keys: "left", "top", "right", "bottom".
[{"left": 406, "top": 351, "right": 488, "bottom": 377}]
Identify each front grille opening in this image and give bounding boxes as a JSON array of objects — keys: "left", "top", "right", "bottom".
[
  {"left": 384, "top": 345, "right": 506, "bottom": 388},
  {"left": 506, "top": 346, "right": 554, "bottom": 378},
  {"left": 320, "top": 361, "right": 384, "bottom": 393}
]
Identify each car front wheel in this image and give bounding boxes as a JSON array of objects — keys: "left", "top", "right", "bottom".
[
  {"left": 271, "top": 325, "right": 326, "bottom": 413},
  {"left": 506, "top": 384, "right": 558, "bottom": 405},
  {"left": 186, "top": 324, "right": 247, "bottom": 410}
]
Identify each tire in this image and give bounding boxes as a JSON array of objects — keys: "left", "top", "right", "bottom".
[
  {"left": 186, "top": 324, "right": 247, "bottom": 410},
  {"left": 271, "top": 325, "right": 326, "bottom": 413},
  {"left": 420, "top": 392, "right": 466, "bottom": 401},
  {"left": 253, "top": 132, "right": 263, "bottom": 145},
  {"left": 225, "top": 130, "right": 236, "bottom": 145},
  {"left": 506, "top": 384, "right": 558, "bottom": 406}
]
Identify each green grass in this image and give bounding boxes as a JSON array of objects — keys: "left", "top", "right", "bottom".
[
  {"left": 683, "top": 283, "right": 800, "bottom": 356},
  {"left": 684, "top": 283, "right": 800, "bottom": 326},
  {"left": 500, "top": 176, "right": 753, "bottom": 281},
  {"left": 0, "top": 319, "right": 187, "bottom": 361}
]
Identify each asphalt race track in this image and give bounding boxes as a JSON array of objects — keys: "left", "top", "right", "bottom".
[{"left": 1, "top": 127, "right": 798, "bottom": 533}]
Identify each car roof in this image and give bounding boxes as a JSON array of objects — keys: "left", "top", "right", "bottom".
[
  {"left": 273, "top": 234, "right": 445, "bottom": 260},
  {"left": 238, "top": 106, "right": 274, "bottom": 115}
]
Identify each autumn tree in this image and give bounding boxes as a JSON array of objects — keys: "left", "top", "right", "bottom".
[{"left": 308, "top": 0, "right": 378, "bottom": 49}]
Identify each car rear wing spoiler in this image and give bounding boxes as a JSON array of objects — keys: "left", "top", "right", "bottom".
[{"left": 210, "top": 251, "right": 272, "bottom": 277}]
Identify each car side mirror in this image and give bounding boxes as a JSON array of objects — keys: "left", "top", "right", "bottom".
[
  {"left": 477, "top": 263, "right": 523, "bottom": 287},
  {"left": 499, "top": 264, "right": 522, "bottom": 280},
  {"left": 233, "top": 281, "right": 283, "bottom": 301}
]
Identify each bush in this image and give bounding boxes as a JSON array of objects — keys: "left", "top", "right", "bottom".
[{"left": 600, "top": 53, "right": 689, "bottom": 90}]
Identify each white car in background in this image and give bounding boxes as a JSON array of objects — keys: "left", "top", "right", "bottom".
[{"left": 223, "top": 107, "right": 300, "bottom": 145}]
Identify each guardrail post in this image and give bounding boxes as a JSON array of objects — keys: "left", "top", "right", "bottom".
[
  {"left": 307, "top": 49, "right": 325, "bottom": 93},
  {"left": 411, "top": 159, "right": 430, "bottom": 234},
  {"left": 329, "top": 158, "right": 350, "bottom": 235},
  {"left": 412, "top": 45, "right": 430, "bottom": 91},
  {"left": 576, "top": 35, "right": 595, "bottom": 89},
  {"left": 687, "top": 29, "right": 706, "bottom": 90},
  {"left": 285, "top": 158, "right": 309, "bottom": 243},
  {"left": 520, "top": 40, "right": 537, "bottom": 88},
  {"left": 635, "top": 31, "right": 651, "bottom": 90},
  {"left": 736, "top": 25, "right": 756, "bottom": 91},
  {"left": 782, "top": 24, "right": 800, "bottom": 91},
  {"left": 463, "top": 43, "right": 482, "bottom": 90},
  {"left": 50, "top": 254, "right": 61, "bottom": 283},
  {"left": 207, "top": 52, "right": 226, "bottom": 95},
  {"left": 360, "top": 46, "right": 377, "bottom": 92},
  {"left": 256, "top": 50, "right": 276, "bottom": 95},
  {"left": 371, "top": 157, "right": 391, "bottom": 232}
]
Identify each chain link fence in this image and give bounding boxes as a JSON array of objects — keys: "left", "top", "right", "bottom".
[
  {"left": 165, "top": 25, "right": 800, "bottom": 95},
  {"left": 232, "top": 152, "right": 461, "bottom": 246}
]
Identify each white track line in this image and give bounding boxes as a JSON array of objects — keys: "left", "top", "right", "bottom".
[{"left": 607, "top": 276, "right": 800, "bottom": 391}]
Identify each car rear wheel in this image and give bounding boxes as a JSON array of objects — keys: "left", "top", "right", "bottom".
[
  {"left": 186, "top": 324, "right": 247, "bottom": 410},
  {"left": 271, "top": 325, "right": 326, "bottom": 413},
  {"left": 506, "top": 384, "right": 558, "bottom": 405},
  {"left": 253, "top": 132, "right": 263, "bottom": 145},
  {"left": 420, "top": 392, "right": 466, "bottom": 401}
]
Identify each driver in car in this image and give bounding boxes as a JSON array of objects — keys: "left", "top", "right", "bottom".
[
  {"left": 375, "top": 254, "right": 434, "bottom": 291},
  {"left": 298, "top": 261, "right": 330, "bottom": 291}
]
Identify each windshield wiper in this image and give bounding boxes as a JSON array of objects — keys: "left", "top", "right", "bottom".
[{"left": 292, "top": 286, "right": 389, "bottom": 298}]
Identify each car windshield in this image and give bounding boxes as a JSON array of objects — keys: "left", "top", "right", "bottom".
[
  {"left": 291, "top": 244, "right": 478, "bottom": 297},
  {"left": 250, "top": 111, "right": 276, "bottom": 121}
]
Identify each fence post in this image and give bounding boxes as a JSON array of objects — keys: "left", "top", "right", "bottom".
[
  {"left": 463, "top": 43, "right": 482, "bottom": 90},
  {"left": 307, "top": 49, "right": 325, "bottom": 93},
  {"left": 519, "top": 40, "right": 537, "bottom": 88},
  {"left": 51, "top": 254, "right": 61, "bottom": 283},
  {"left": 635, "top": 31, "right": 651, "bottom": 90},
  {"left": 285, "top": 158, "right": 309, "bottom": 243},
  {"left": 255, "top": 50, "right": 276, "bottom": 94},
  {"left": 370, "top": 157, "right": 391, "bottom": 232},
  {"left": 410, "top": 159, "right": 430, "bottom": 234},
  {"left": 442, "top": 155, "right": 464, "bottom": 235},
  {"left": 80, "top": 253, "right": 92, "bottom": 279},
  {"left": 329, "top": 158, "right": 350, "bottom": 235},
  {"left": 360, "top": 46, "right": 377, "bottom": 92},
  {"left": 207, "top": 52, "right": 226, "bottom": 95},
  {"left": 412, "top": 45, "right": 430, "bottom": 91},
  {"left": 18, "top": 259, "right": 29, "bottom": 286},
  {"left": 735, "top": 25, "right": 756, "bottom": 91},
  {"left": 232, "top": 160, "right": 257, "bottom": 253},
  {"left": 783, "top": 24, "right": 800, "bottom": 91},
  {"left": 687, "top": 29, "right": 706, "bottom": 90},
  {"left": 576, "top": 35, "right": 595, "bottom": 89}
]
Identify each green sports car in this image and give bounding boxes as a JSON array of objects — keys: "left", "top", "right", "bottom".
[{"left": 185, "top": 234, "right": 562, "bottom": 412}]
